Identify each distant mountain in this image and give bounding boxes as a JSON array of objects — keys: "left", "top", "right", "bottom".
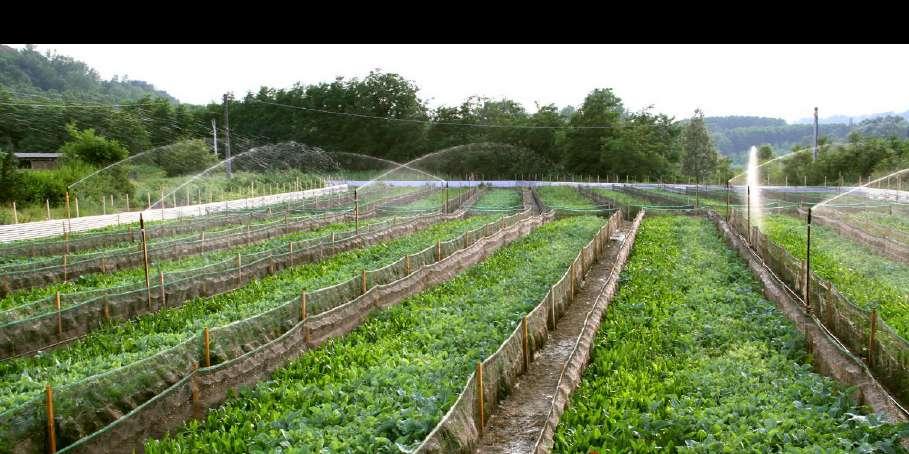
[
  {"left": 794, "top": 110, "right": 909, "bottom": 125},
  {"left": 704, "top": 114, "right": 909, "bottom": 165},
  {"left": 0, "top": 44, "right": 177, "bottom": 103}
]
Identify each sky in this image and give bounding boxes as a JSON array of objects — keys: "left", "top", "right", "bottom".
[{"left": 10, "top": 44, "right": 909, "bottom": 123}]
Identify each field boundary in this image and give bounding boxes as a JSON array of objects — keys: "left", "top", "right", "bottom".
[
  {"left": 415, "top": 209, "right": 623, "bottom": 453},
  {"left": 708, "top": 209, "right": 908, "bottom": 423},
  {"left": 529, "top": 209, "right": 643, "bottom": 454}
]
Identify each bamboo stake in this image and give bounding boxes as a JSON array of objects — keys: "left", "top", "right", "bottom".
[
  {"left": 203, "top": 327, "right": 211, "bottom": 367},
  {"left": 46, "top": 384, "right": 56, "bottom": 453},
  {"left": 102, "top": 196, "right": 106, "bottom": 215},
  {"left": 62, "top": 221, "right": 69, "bottom": 281},
  {"left": 140, "top": 214, "right": 151, "bottom": 308},
  {"left": 46, "top": 199, "right": 51, "bottom": 220},
  {"left": 476, "top": 362, "right": 485, "bottom": 432},
  {"left": 236, "top": 254, "right": 242, "bottom": 286},
  {"left": 159, "top": 271, "right": 166, "bottom": 307},
  {"left": 74, "top": 196, "right": 79, "bottom": 218},
  {"left": 11, "top": 201, "right": 17, "bottom": 224},
  {"left": 55, "top": 291, "right": 62, "bottom": 336},
  {"left": 147, "top": 192, "right": 152, "bottom": 210},
  {"left": 361, "top": 270, "right": 367, "bottom": 294},
  {"left": 868, "top": 307, "right": 878, "bottom": 365},
  {"left": 521, "top": 316, "right": 529, "bottom": 373}
]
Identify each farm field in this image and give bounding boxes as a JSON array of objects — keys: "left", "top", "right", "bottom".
[
  {"left": 144, "top": 216, "right": 606, "bottom": 452},
  {"left": 590, "top": 188, "right": 652, "bottom": 207},
  {"left": 760, "top": 214, "right": 909, "bottom": 338},
  {"left": 469, "top": 188, "right": 523, "bottom": 212},
  {"left": 0, "top": 215, "right": 499, "bottom": 413},
  {"left": 385, "top": 187, "right": 469, "bottom": 212},
  {"left": 0, "top": 216, "right": 391, "bottom": 320},
  {"left": 537, "top": 186, "right": 601, "bottom": 212},
  {"left": 553, "top": 215, "right": 908, "bottom": 452}
]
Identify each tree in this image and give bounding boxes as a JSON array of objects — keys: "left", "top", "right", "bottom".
[
  {"left": 757, "top": 144, "right": 774, "bottom": 163},
  {"left": 58, "top": 123, "right": 128, "bottom": 166},
  {"left": 561, "top": 89, "right": 624, "bottom": 175},
  {"left": 153, "top": 139, "right": 218, "bottom": 177},
  {"left": 0, "top": 149, "right": 22, "bottom": 202},
  {"left": 681, "top": 109, "right": 718, "bottom": 184}
]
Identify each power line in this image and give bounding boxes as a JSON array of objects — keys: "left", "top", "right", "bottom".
[{"left": 247, "top": 99, "right": 615, "bottom": 130}]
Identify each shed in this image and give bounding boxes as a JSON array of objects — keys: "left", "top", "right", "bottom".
[{"left": 14, "top": 152, "right": 62, "bottom": 170}]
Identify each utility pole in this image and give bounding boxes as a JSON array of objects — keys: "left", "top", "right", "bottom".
[
  {"left": 211, "top": 119, "right": 218, "bottom": 157},
  {"left": 223, "top": 93, "right": 233, "bottom": 178},
  {"left": 813, "top": 107, "right": 819, "bottom": 161}
]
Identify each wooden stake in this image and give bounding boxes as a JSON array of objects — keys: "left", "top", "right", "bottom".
[
  {"left": 521, "top": 316, "right": 529, "bottom": 373},
  {"left": 436, "top": 240, "right": 442, "bottom": 261},
  {"left": 147, "top": 192, "right": 152, "bottom": 210},
  {"left": 405, "top": 255, "right": 411, "bottom": 275},
  {"left": 62, "top": 221, "right": 69, "bottom": 281},
  {"left": 55, "top": 291, "right": 62, "bottom": 336},
  {"left": 140, "top": 214, "right": 151, "bottom": 308},
  {"left": 476, "top": 362, "right": 485, "bottom": 432},
  {"left": 74, "top": 196, "right": 79, "bottom": 218},
  {"left": 11, "top": 201, "right": 17, "bottom": 224},
  {"left": 64, "top": 192, "right": 71, "bottom": 226},
  {"left": 46, "top": 384, "right": 56, "bottom": 453},
  {"left": 203, "top": 327, "right": 211, "bottom": 368},
  {"left": 46, "top": 199, "right": 51, "bottom": 220},
  {"left": 868, "top": 308, "right": 878, "bottom": 365},
  {"left": 159, "top": 271, "right": 166, "bottom": 307},
  {"left": 289, "top": 242, "right": 294, "bottom": 267},
  {"left": 102, "top": 195, "right": 106, "bottom": 215},
  {"left": 300, "top": 290, "right": 308, "bottom": 321},
  {"left": 236, "top": 254, "right": 242, "bottom": 286},
  {"left": 361, "top": 270, "right": 367, "bottom": 294}
]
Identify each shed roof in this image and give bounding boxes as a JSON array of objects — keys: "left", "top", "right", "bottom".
[{"left": 14, "top": 152, "right": 62, "bottom": 159}]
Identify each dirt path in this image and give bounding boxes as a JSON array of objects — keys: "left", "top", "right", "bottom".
[{"left": 475, "top": 222, "right": 632, "bottom": 453}]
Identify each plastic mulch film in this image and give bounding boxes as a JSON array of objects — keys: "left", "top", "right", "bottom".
[
  {"left": 724, "top": 207, "right": 909, "bottom": 410},
  {"left": 416, "top": 210, "right": 619, "bottom": 453},
  {"left": 0, "top": 210, "right": 462, "bottom": 359},
  {"left": 1, "top": 207, "right": 538, "bottom": 454}
]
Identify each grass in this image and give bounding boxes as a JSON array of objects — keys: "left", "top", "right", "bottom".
[{"left": 537, "top": 187, "right": 601, "bottom": 211}]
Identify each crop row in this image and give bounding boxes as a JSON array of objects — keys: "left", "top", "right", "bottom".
[
  {"left": 0, "top": 188, "right": 416, "bottom": 270},
  {"left": 537, "top": 187, "right": 602, "bottom": 212},
  {"left": 468, "top": 188, "right": 523, "bottom": 212},
  {"left": 0, "top": 216, "right": 392, "bottom": 320},
  {"left": 0, "top": 185, "right": 364, "bottom": 255},
  {"left": 145, "top": 215, "right": 606, "bottom": 453},
  {"left": 0, "top": 214, "right": 502, "bottom": 414},
  {"left": 760, "top": 213, "right": 909, "bottom": 338},
  {"left": 553, "top": 216, "right": 908, "bottom": 451}
]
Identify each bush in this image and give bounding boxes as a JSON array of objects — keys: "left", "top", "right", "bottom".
[
  {"left": 152, "top": 139, "right": 218, "bottom": 177},
  {"left": 59, "top": 124, "right": 129, "bottom": 166}
]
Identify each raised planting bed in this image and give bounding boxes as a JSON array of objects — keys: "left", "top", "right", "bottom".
[
  {"left": 0, "top": 214, "right": 515, "bottom": 452},
  {"left": 143, "top": 216, "right": 606, "bottom": 453},
  {"left": 553, "top": 216, "right": 908, "bottom": 452}
]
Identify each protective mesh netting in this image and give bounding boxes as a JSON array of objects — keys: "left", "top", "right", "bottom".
[
  {"left": 0, "top": 187, "right": 499, "bottom": 453},
  {"left": 0, "top": 187, "right": 437, "bottom": 294},
  {"left": 725, "top": 206, "right": 909, "bottom": 408},
  {"left": 416, "top": 210, "right": 623, "bottom": 453}
]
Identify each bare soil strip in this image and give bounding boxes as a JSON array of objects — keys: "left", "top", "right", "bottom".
[{"left": 475, "top": 220, "right": 635, "bottom": 453}]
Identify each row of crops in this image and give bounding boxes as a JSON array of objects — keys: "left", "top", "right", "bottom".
[
  {"left": 553, "top": 216, "right": 908, "bottom": 451},
  {"left": 0, "top": 187, "right": 535, "bottom": 451},
  {"left": 4, "top": 182, "right": 908, "bottom": 452}
]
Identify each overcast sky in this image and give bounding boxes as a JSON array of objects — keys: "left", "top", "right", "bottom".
[{"left": 11, "top": 44, "right": 909, "bottom": 123}]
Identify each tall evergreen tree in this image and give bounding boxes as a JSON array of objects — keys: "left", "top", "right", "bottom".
[{"left": 681, "top": 109, "right": 718, "bottom": 183}]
